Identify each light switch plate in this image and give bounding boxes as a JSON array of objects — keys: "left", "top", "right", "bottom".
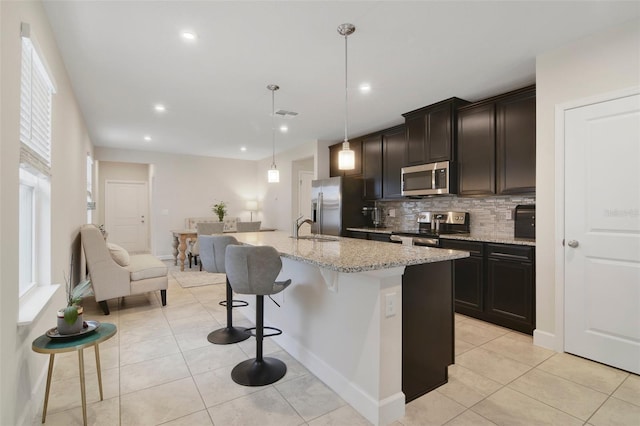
[{"left": 385, "top": 292, "right": 397, "bottom": 317}]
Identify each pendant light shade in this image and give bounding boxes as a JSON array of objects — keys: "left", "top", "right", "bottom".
[
  {"left": 337, "top": 23, "right": 356, "bottom": 171},
  {"left": 267, "top": 84, "right": 280, "bottom": 183}
]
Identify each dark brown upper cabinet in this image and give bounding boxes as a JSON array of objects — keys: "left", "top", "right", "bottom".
[
  {"left": 382, "top": 125, "right": 407, "bottom": 199},
  {"left": 457, "top": 85, "right": 536, "bottom": 197},
  {"left": 496, "top": 88, "right": 536, "bottom": 195},
  {"left": 329, "top": 138, "right": 363, "bottom": 177},
  {"left": 457, "top": 103, "right": 496, "bottom": 196},
  {"left": 362, "top": 134, "right": 383, "bottom": 200},
  {"left": 403, "top": 98, "right": 470, "bottom": 165}
]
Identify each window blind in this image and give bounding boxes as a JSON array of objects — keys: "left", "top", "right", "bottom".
[{"left": 20, "top": 27, "right": 54, "bottom": 178}]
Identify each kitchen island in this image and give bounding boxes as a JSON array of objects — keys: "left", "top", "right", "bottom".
[{"left": 231, "top": 231, "right": 468, "bottom": 425}]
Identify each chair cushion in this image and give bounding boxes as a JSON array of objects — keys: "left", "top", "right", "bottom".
[
  {"left": 127, "top": 254, "right": 168, "bottom": 281},
  {"left": 107, "top": 243, "right": 130, "bottom": 266}
]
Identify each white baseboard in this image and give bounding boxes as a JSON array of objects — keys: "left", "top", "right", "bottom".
[
  {"left": 533, "top": 329, "right": 559, "bottom": 351},
  {"left": 157, "top": 255, "right": 174, "bottom": 261}
]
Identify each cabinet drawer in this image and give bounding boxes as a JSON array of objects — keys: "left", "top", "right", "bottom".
[
  {"left": 486, "top": 244, "right": 533, "bottom": 262},
  {"left": 441, "top": 240, "right": 483, "bottom": 256},
  {"left": 369, "top": 233, "right": 391, "bottom": 243}
]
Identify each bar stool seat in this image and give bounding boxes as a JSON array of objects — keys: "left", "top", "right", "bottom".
[
  {"left": 198, "top": 235, "right": 250, "bottom": 344},
  {"left": 225, "top": 245, "right": 291, "bottom": 386}
]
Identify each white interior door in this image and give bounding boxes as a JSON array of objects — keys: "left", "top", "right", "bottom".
[
  {"left": 298, "top": 170, "right": 314, "bottom": 219},
  {"left": 564, "top": 93, "right": 640, "bottom": 374},
  {"left": 105, "top": 180, "right": 149, "bottom": 252}
]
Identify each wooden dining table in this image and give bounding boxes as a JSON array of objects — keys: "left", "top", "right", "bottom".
[{"left": 170, "top": 229, "right": 197, "bottom": 271}]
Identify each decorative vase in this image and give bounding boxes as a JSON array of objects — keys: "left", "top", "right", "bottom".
[{"left": 56, "top": 306, "right": 84, "bottom": 335}]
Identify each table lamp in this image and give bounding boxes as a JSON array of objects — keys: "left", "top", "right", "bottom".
[{"left": 246, "top": 200, "right": 258, "bottom": 221}]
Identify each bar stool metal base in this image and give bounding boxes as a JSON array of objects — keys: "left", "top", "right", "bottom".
[
  {"left": 207, "top": 326, "right": 250, "bottom": 344},
  {"left": 231, "top": 357, "right": 287, "bottom": 386}
]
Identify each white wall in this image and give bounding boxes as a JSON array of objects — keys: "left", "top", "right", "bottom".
[
  {"left": 257, "top": 140, "right": 319, "bottom": 233},
  {"left": 535, "top": 19, "right": 640, "bottom": 347},
  {"left": 95, "top": 147, "right": 260, "bottom": 257},
  {"left": 0, "top": 2, "right": 93, "bottom": 424}
]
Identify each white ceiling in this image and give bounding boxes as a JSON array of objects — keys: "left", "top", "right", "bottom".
[{"left": 43, "top": 1, "right": 639, "bottom": 161}]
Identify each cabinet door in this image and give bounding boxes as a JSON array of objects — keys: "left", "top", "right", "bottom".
[
  {"left": 441, "top": 240, "right": 484, "bottom": 314},
  {"left": 425, "top": 103, "right": 453, "bottom": 163},
  {"left": 496, "top": 89, "right": 536, "bottom": 194},
  {"left": 362, "top": 135, "right": 382, "bottom": 200},
  {"left": 405, "top": 114, "right": 425, "bottom": 165},
  {"left": 486, "top": 244, "right": 535, "bottom": 334},
  {"left": 457, "top": 103, "right": 496, "bottom": 196},
  {"left": 382, "top": 126, "right": 407, "bottom": 199},
  {"left": 329, "top": 139, "right": 362, "bottom": 177}
]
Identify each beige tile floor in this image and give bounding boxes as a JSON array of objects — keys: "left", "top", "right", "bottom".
[{"left": 33, "top": 276, "right": 640, "bottom": 425}]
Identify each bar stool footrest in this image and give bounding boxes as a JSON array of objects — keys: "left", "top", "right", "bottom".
[
  {"left": 219, "top": 299, "right": 249, "bottom": 308},
  {"left": 244, "top": 326, "right": 282, "bottom": 338}
]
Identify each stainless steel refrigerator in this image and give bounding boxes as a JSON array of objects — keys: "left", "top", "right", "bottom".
[{"left": 311, "top": 176, "right": 364, "bottom": 236}]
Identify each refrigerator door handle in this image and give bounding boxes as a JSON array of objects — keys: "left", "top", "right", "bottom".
[{"left": 318, "top": 192, "right": 323, "bottom": 234}]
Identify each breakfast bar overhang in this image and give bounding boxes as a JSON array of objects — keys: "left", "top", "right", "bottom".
[{"left": 232, "top": 232, "right": 469, "bottom": 425}]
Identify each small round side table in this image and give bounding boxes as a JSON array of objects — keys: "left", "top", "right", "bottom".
[{"left": 32, "top": 322, "right": 117, "bottom": 425}]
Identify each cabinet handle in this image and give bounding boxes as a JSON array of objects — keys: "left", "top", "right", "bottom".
[{"left": 489, "top": 252, "right": 530, "bottom": 261}]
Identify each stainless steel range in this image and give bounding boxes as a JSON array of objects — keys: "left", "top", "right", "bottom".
[{"left": 390, "top": 211, "right": 470, "bottom": 247}]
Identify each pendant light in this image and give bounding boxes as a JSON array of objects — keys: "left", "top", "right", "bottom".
[
  {"left": 337, "top": 23, "right": 355, "bottom": 170},
  {"left": 267, "top": 84, "right": 280, "bottom": 183}
]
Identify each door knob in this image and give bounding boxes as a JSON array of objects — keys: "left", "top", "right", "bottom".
[{"left": 567, "top": 240, "right": 579, "bottom": 248}]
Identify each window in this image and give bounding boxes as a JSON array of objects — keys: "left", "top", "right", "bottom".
[{"left": 19, "top": 23, "right": 54, "bottom": 296}]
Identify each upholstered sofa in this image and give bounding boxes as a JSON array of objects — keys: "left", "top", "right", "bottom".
[{"left": 80, "top": 224, "right": 168, "bottom": 314}]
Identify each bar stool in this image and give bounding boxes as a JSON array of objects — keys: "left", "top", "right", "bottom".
[
  {"left": 225, "top": 245, "right": 291, "bottom": 386},
  {"left": 198, "top": 235, "right": 250, "bottom": 344}
]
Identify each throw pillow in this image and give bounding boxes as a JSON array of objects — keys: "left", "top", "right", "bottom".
[{"left": 107, "top": 243, "right": 130, "bottom": 266}]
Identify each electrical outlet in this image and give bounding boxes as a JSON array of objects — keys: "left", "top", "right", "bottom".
[
  {"left": 385, "top": 292, "right": 397, "bottom": 317},
  {"left": 388, "top": 208, "right": 396, "bottom": 218},
  {"left": 505, "top": 210, "right": 512, "bottom": 220}
]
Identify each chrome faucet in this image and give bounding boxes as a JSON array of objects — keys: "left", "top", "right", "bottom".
[{"left": 294, "top": 215, "right": 314, "bottom": 238}]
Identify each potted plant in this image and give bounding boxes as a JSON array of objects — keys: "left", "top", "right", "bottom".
[
  {"left": 212, "top": 201, "right": 228, "bottom": 222},
  {"left": 57, "top": 273, "right": 93, "bottom": 335}
]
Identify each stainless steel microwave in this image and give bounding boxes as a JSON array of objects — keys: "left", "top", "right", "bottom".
[{"left": 401, "top": 161, "right": 456, "bottom": 196}]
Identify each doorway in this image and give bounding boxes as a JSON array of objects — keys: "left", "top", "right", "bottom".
[
  {"left": 561, "top": 90, "right": 640, "bottom": 374},
  {"left": 105, "top": 180, "right": 149, "bottom": 252}
]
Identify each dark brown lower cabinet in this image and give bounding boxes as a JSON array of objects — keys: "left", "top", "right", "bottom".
[
  {"left": 441, "top": 240, "right": 484, "bottom": 314},
  {"left": 486, "top": 244, "right": 535, "bottom": 334},
  {"left": 441, "top": 240, "right": 535, "bottom": 335},
  {"left": 402, "top": 261, "right": 454, "bottom": 402}
]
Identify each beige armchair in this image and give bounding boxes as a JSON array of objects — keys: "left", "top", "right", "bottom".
[{"left": 80, "top": 224, "right": 168, "bottom": 315}]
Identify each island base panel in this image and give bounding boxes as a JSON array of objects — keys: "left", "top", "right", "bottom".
[{"left": 402, "top": 261, "right": 454, "bottom": 402}]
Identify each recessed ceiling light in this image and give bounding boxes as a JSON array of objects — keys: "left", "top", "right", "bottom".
[
  {"left": 144, "top": 135, "right": 152, "bottom": 141},
  {"left": 279, "top": 125, "right": 288, "bottom": 133},
  {"left": 240, "top": 146, "right": 247, "bottom": 152},
  {"left": 154, "top": 104, "right": 166, "bottom": 112},
  {"left": 359, "top": 83, "right": 371, "bottom": 93},
  {"left": 181, "top": 31, "right": 197, "bottom": 41}
]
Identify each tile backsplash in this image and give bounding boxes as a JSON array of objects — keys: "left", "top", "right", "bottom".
[{"left": 375, "top": 195, "right": 535, "bottom": 238}]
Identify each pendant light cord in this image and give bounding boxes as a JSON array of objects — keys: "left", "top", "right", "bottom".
[
  {"left": 271, "top": 88, "right": 276, "bottom": 167},
  {"left": 343, "top": 33, "right": 349, "bottom": 145}
]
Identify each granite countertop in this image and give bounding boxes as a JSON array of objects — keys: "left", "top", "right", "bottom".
[
  {"left": 230, "top": 231, "right": 469, "bottom": 273},
  {"left": 438, "top": 233, "right": 535, "bottom": 246},
  {"left": 346, "top": 227, "right": 535, "bottom": 246}
]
